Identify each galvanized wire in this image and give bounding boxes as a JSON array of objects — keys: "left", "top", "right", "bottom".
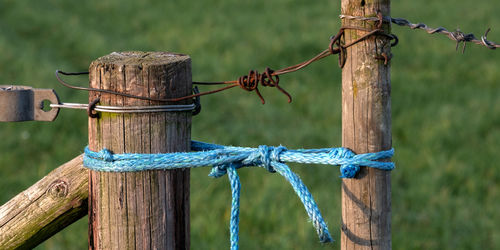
[{"left": 49, "top": 103, "right": 197, "bottom": 113}]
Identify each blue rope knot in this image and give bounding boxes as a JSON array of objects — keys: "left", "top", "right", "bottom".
[
  {"left": 329, "top": 147, "right": 358, "bottom": 178},
  {"left": 98, "top": 148, "right": 114, "bottom": 162},
  {"left": 210, "top": 145, "right": 288, "bottom": 178},
  {"left": 258, "top": 145, "right": 274, "bottom": 172},
  {"left": 256, "top": 145, "right": 286, "bottom": 173}
]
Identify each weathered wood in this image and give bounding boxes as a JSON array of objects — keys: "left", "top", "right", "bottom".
[
  {"left": 340, "top": 0, "right": 392, "bottom": 249},
  {"left": 88, "top": 51, "right": 192, "bottom": 249},
  {"left": 0, "top": 155, "right": 88, "bottom": 249}
]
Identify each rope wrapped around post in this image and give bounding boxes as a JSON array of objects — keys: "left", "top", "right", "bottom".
[{"left": 83, "top": 141, "right": 395, "bottom": 250}]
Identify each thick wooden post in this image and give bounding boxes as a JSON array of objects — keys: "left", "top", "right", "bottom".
[
  {"left": 88, "top": 52, "right": 192, "bottom": 249},
  {"left": 340, "top": 1, "right": 392, "bottom": 249}
]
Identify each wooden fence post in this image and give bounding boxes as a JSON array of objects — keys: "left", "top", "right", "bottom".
[
  {"left": 88, "top": 52, "right": 192, "bottom": 249},
  {"left": 340, "top": 1, "right": 392, "bottom": 249}
]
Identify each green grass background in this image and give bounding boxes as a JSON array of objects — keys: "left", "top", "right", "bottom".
[{"left": 0, "top": 0, "right": 499, "bottom": 249}]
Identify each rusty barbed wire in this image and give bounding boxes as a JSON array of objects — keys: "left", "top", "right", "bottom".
[
  {"left": 194, "top": 17, "right": 398, "bottom": 104},
  {"left": 339, "top": 14, "right": 499, "bottom": 52}
]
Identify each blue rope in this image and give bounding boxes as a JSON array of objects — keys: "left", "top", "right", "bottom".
[
  {"left": 225, "top": 165, "right": 240, "bottom": 250},
  {"left": 83, "top": 141, "right": 394, "bottom": 250}
]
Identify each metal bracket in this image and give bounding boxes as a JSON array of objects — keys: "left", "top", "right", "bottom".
[{"left": 0, "top": 85, "right": 60, "bottom": 122}]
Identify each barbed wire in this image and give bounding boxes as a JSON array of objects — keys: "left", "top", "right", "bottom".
[
  {"left": 57, "top": 15, "right": 496, "bottom": 106},
  {"left": 339, "top": 14, "right": 499, "bottom": 52}
]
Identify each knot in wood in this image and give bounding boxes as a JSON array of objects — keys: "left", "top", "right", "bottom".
[{"left": 48, "top": 180, "right": 69, "bottom": 198}]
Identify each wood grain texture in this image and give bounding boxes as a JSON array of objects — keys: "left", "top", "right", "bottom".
[
  {"left": 0, "top": 155, "right": 88, "bottom": 249},
  {"left": 88, "top": 51, "right": 191, "bottom": 250},
  {"left": 340, "top": 0, "right": 392, "bottom": 249}
]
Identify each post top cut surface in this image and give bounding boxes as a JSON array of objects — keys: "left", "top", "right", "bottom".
[{"left": 93, "top": 51, "right": 190, "bottom": 66}]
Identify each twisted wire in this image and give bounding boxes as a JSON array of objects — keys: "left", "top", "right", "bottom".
[
  {"left": 84, "top": 140, "right": 395, "bottom": 249},
  {"left": 339, "top": 14, "right": 499, "bottom": 51},
  {"left": 236, "top": 68, "right": 291, "bottom": 104}
]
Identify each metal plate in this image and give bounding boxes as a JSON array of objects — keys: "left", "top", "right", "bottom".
[{"left": 0, "top": 85, "right": 60, "bottom": 122}]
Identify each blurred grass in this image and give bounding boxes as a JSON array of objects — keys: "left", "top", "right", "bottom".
[{"left": 0, "top": 0, "right": 499, "bottom": 249}]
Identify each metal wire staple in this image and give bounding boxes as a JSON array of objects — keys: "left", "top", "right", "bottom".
[{"left": 339, "top": 14, "right": 499, "bottom": 52}]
